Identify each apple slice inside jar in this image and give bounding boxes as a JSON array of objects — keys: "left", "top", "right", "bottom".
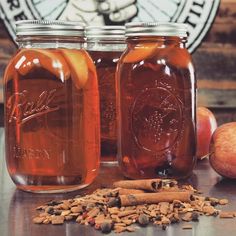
[
  {"left": 60, "top": 49, "right": 89, "bottom": 89},
  {"left": 15, "top": 48, "right": 70, "bottom": 80},
  {"left": 158, "top": 47, "right": 192, "bottom": 69},
  {"left": 123, "top": 43, "right": 158, "bottom": 63}
]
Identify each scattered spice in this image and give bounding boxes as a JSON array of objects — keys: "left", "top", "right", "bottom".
[
  {"left": 138, "top": 214, "right": 149, "bottom": 226},
  {"left": 191, "top": 212, "right": 199, "bottom": 221},
  {"left": 101, "top": 221, "right": 113, "bottom": 234},
  {"left": 182, "top": 212, "right": 193, "bottom": 222},
  {"left": 126, "top": 226, "right": 135, "bottom": 232},
  {"left": 32, "top": 178, "right": 234, "bottom": 234},
  {"left": 219, "top": 199, "right": 229, "bottom": 205},
  {"left": 33, "top": 217, "right": 44, "bottom": 224},
  {"left": 51, "top": 215, "right": 64, "bottom": 225},
  {"left": 219, "top": 212, "right": 235, "bottom": 218},
  {"left": 162, "top": 224, "right": 167, "bottom": 230},
  {"left": 202, "top": 206, "right": 216, "bottom": 215},
  {"left": 182, "top": 224, "right": 193, "bottom": 230}
]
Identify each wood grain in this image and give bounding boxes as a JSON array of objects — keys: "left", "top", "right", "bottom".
[
  {"left": 194, "top": 43, "right": 236, "bottom": 81},
  {"left": 205, "top": 0, "right": 236, "bottom": 44}
]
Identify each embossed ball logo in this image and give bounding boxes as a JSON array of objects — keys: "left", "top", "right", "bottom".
[
  {"left": 131, "top": 87, "right": 182, "bottom": 152},
  {"left": 0, "top": 0, "right": 219, "bottom": 52}
]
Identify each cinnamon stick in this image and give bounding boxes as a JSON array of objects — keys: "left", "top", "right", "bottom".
[
  {"left": 118, "top": 188, "right": 145, "bottom": 195},
  {"left": 113, "top": 179, "right": 177, "bottom": 192},
  {"left": 119, "top": 191, "right": 191, "bottom": 207}
]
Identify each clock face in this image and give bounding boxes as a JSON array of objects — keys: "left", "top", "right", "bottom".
[
  {"left": 28, "top": 0, "right": 68, "bottom": 19},
  {"left": 0, "top": 0, "right": 220, "bottom": 52}
]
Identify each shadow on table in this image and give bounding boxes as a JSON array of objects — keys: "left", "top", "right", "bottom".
[
  {"left": 212, "top": 177, "right": 236, "bottom": 192},
  {"left": 208, "top": 176, "right": 236, "bottom": 206}
]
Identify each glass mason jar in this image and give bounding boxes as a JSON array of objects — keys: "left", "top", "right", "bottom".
[
  {"left": 116, "top": 22, "right": 196, "bottom": 179},
  {"left": 86, "top": 26, "right": 126, "bottom": 164},
  {"left": 4, "top": 20, "right": 100, "bottom": 193}
]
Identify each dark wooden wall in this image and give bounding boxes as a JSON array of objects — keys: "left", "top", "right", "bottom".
[
  {"left": 0, "top": 19, "right": 16, "bottom": 103},
  {"left": 194, "top": 0, "right": 236, "bottom": 109},
  {"left": 0, "top": 0, "right": 236, "bottom": 126}
]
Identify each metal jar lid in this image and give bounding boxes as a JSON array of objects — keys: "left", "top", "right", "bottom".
[
  {"left": 86, "top": 26, "right": 125, "bottom": 40},
  {"left": 125, "top": 22, "right": 188, "bottom": 38},
  {"left": 15, "top": 20, "right": 85, "bottom": 37}
]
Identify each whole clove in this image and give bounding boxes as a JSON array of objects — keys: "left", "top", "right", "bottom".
[
  {"left": 191, "top": 212, "right": 199, "bottom": 221},
  {"left": 138, "top": 214, "right": 149, "bottom": 226},
  {"left": 101, "top": 221, "right": 113, "bottom": 233}
]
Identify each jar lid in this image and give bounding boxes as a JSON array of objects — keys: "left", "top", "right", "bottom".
[
  {"left": 86, "top": 26, "right": 125, "bottom": 40},
  {"left": 125, "top": 22, "right": 188, "bottom": 38},
  {"left": 15, "top": 20, "right": 85, "bottom": 37}
]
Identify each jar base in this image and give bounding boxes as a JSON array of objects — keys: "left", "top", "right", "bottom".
[
  {"left": 10, "top": 172, "right": 98, "bottom": 193},
  {"left": 100, "top": 154, "right": 118, "bottom": 166},
  {"left": 16, "top": 183, "right": 91, "bottom": 193},
  {"left": 101, "top": 159, "right": 118, "bottom": 166},
  {"left": 120, "top": 167, "right": 194, "bottom": 181}
]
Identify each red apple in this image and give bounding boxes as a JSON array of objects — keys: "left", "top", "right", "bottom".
[
  {"left": 209, "top": 122, "right": 236, "bottom": 179},
  {"left": 197, "top": 107, "right": 217, "bottom": 160}
]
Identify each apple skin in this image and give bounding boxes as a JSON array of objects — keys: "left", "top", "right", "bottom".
[
  {"left": 209, "top": 122, "right": 236, "bottom": 179},
  {"left": 197, "top": 107, "right": 217, "bottom": 160}
]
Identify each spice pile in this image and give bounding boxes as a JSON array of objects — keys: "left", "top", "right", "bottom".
[{"left": 33, "top": 179, "right": 234, "bottom": 234}]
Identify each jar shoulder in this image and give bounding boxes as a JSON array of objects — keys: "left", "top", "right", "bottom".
[
  {"left": 119, "top": 46, "right": 193, "bottom": 69},
  {"left": 4, "top": 48, "right": 97, "bottom": 89}
]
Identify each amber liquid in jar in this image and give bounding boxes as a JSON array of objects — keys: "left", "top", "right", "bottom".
[
  {"left": 89, "top": 50, "right": 123, "bottom": 162},
  {"left": 117, "top": 36, "right": 196, "bottom": 179},
  {"left": 4, "top": 48, "right": 100, "bottom": 192}
]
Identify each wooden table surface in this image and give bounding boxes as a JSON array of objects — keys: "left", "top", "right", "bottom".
[{"left": 1, "top": 128, "right": 236, "bottom": 236}]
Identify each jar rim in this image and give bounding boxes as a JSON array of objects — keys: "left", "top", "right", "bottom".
[
  {"left": 86, "top": 25, "right": 125, "bottom": 40},
  {"left": 125, "top": 22, "right": 188, "bottom": 38},
  {"left": 15, "top": 20, "right": 85, "bottom": 37}
]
